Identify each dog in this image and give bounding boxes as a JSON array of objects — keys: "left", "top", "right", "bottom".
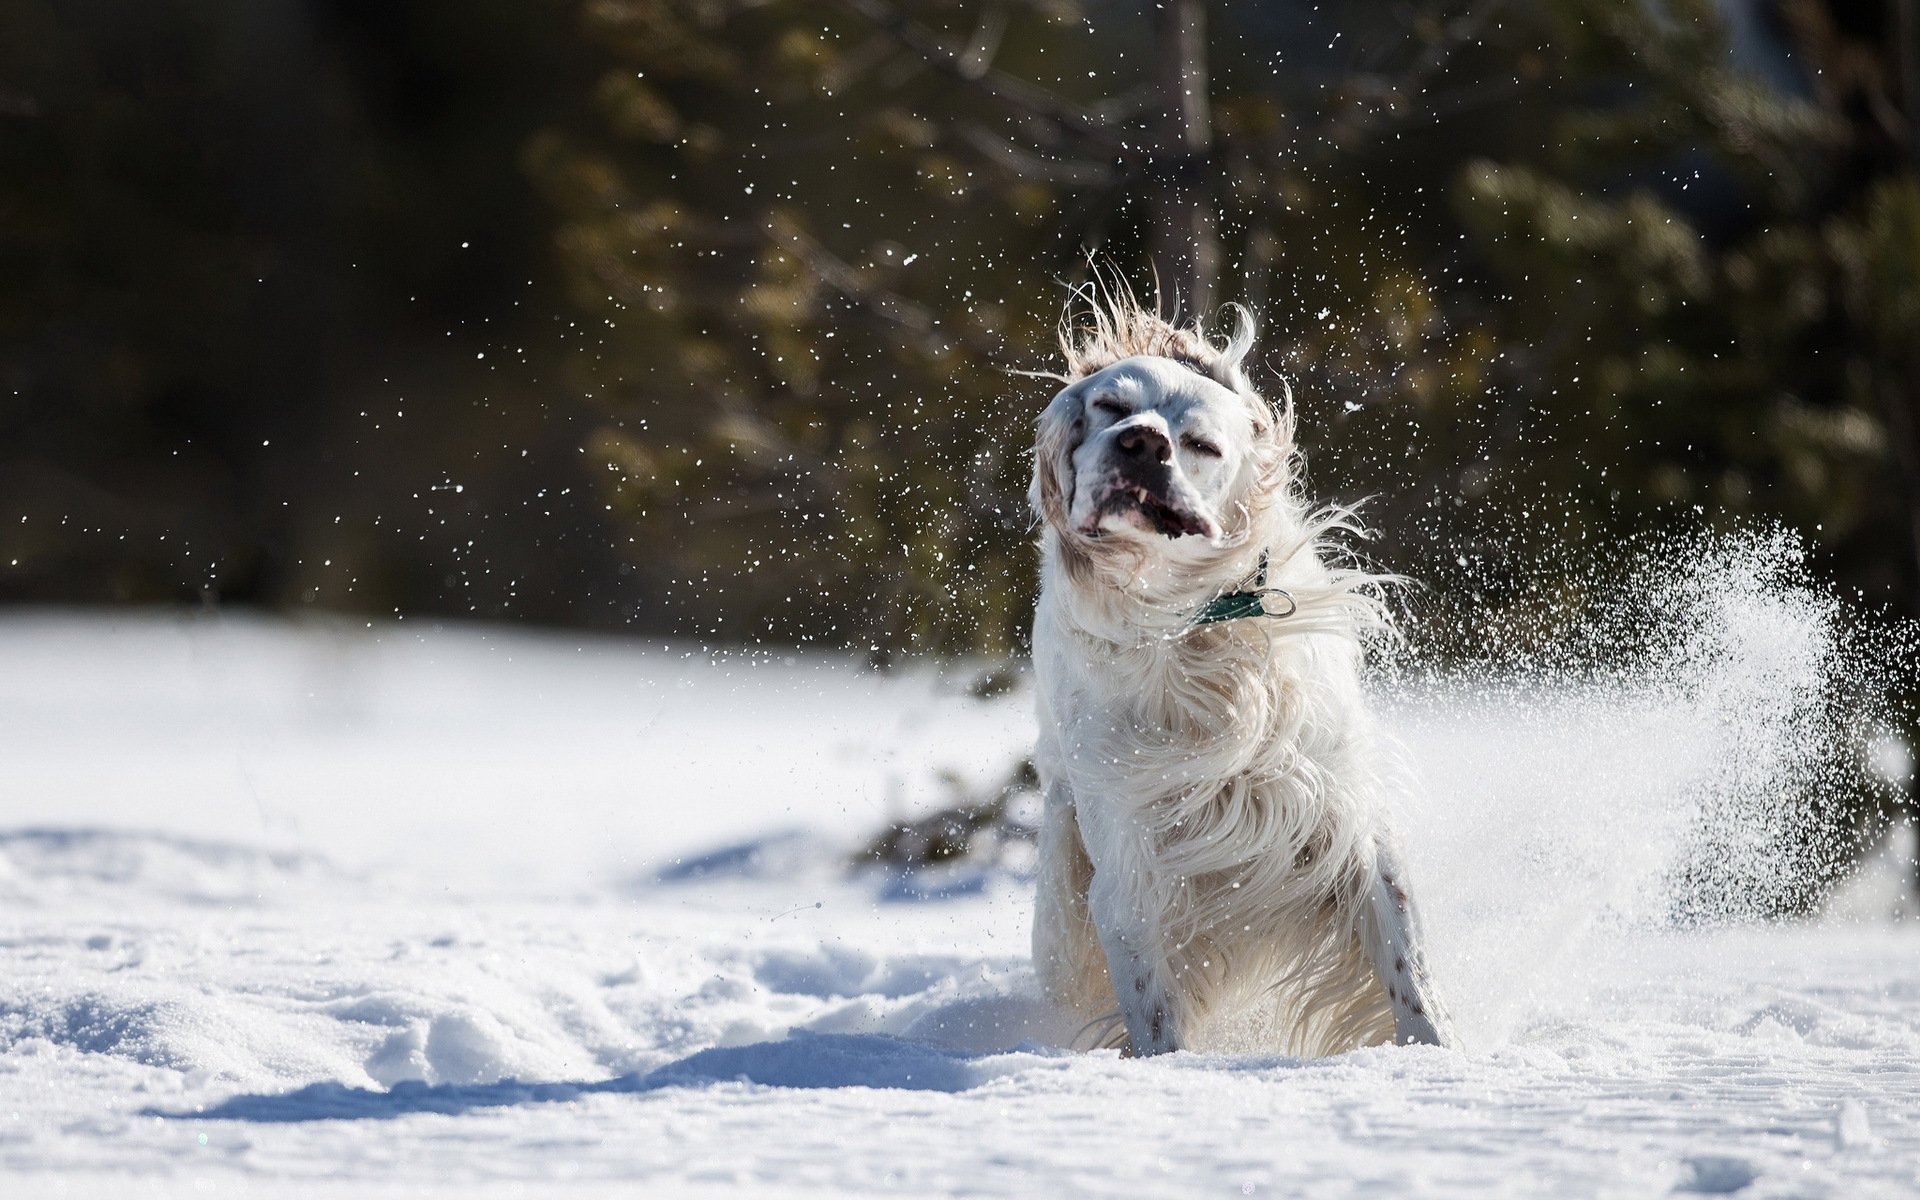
[{"left": 1026, "top": 289, "right": 1455, "bottom": 1057}]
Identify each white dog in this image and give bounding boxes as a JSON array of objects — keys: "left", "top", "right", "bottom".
[{"left": 1027, "top": 290, "right": 1455, "bottom": 1057}]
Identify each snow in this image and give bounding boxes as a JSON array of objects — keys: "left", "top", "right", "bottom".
[
  {"left": 0, "top": 612, "right": 1029, "bottom": 893},
  {"left": 2, "top": 609, "right": 1918, "bottom": 1198}
]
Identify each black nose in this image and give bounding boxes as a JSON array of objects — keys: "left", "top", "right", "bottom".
[{"left": 1115, "top": 424, "right": 1172, "bottom": 464}]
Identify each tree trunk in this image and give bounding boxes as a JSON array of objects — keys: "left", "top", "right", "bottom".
[
  {"left": 1148, "top": 0, "right": 1218, "bottom": 318},
  {"left": 1897, "top": 0, "right": 1920, "bottom": 167}
]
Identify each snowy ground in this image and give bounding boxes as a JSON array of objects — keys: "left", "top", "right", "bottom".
[{"left": 2, "top": 610, "right": 1917, "bottom": 1198}]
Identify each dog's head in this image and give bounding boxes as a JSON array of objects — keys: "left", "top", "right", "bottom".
[{"left": 1030, "top": 294, "right": 1290, "bottom": 567}]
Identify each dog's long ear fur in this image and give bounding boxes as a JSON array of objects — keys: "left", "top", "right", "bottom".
[{"left": 1029, "top": 384, "right": 1083, "bottom": 531}]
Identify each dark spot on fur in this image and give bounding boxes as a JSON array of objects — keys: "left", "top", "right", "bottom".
[
  {"left": 1395, "top": 956, "right": 1407, "bottom": 973},
  {"left": 1411, "top": 1001, "right": 1425, "bottom": 1016}
]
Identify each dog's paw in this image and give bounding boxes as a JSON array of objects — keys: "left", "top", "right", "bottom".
[{"left": 1393, "top": 1010, "right": 1457, "bottom": 1049}]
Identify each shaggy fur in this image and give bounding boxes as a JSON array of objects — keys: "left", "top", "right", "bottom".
[{"left": 1028, "top": 287, "right": 1456, "bottom": 1057}]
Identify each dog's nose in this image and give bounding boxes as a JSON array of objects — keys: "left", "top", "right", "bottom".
[{"left": 1115, "top": 423, "right": 1172, "bottom": 465}]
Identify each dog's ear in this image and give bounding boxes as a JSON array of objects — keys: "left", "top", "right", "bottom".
[{"left": 1029, "top": 384, "right": 1084, "bottom": 530}]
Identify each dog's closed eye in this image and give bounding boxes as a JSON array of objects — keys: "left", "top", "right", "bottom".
[
  {"left": 1183, "top": 436, "right": 1223, "bottom": 459},
  {"left": 1092, "top": 396, "right": 1131, "bottom": 418}
]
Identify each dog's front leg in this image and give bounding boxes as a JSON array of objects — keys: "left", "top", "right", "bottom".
[
  {"left": 1031, "top": 784, "right": 1111, "bottom": 1018},
  {"left": 1359, "top": 845, "right": 1457, "bottom": 1048},
  {"left": 1086, "top": 864, "right": 1183, "bottom": 1056}
]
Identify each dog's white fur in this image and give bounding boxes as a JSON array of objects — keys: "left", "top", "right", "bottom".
[{"left": 1027, "top": 289, "right": 1455, "bottom": 1057}]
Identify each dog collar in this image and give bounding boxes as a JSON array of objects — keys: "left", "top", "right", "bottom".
[{"left": 1190, "top": 552, "right": 1297, "bottom": 626}]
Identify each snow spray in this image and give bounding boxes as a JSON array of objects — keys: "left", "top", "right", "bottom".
[{"left": 1377, "top": 525, "right": 1915, "bottom": 1044}]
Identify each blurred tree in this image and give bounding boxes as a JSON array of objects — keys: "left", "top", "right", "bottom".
[
  {"left": 1445, "top": 0, "right": 1920, "bottom": 629},
  {"left": 8, "top": 0, "right": 1914, "bottom": 656},
  {"left": 539, "top": 0, "right": 1563, "bottom": 655}
]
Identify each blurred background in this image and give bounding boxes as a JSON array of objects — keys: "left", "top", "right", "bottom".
[{"left": 6, "top": 0, "right": 1919, "bottom": 645}]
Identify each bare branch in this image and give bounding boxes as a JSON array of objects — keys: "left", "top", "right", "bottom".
[
  {"left": 955, "top": 123, "right": 1118, "bottom": 186},
  {"left": 958, "top": 5, "right": 1011, "bottom": 80},
  {"left": 763, "top": 215, "right": 1007, "bottom": 361},
  {"left": 818, "top": 32, "right": 900, "bottom": 96},
  {"left": 828, "top": 0, "right": 1123, "bottom": 151},
  {"left": 1303, "top": 0, "right": 1513, "bottom": 155},
  {"left": 1089, "top": 82, "right": 1159, "bottom": 125}
]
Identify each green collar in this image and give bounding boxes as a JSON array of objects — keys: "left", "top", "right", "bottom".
[{"left": 1190, "top": 552, "right": 1297, "bottom": 627}]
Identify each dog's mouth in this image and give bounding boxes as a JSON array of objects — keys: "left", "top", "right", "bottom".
[{"left": 1080, "top": 477, "right": 1221, "bottom": 542}]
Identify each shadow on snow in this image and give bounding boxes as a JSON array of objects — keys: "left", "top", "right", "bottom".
[{"left": 156, "top": 1033, "right": 1036, "bottom": 1123}]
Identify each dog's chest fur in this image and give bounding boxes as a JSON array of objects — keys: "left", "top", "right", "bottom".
[
  {"left": 1033, "top": 596, "right": 1395, "bottom": 1052},
  {"left": 1037, "top": 604, "right": 1376, "bottom": 877}
]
